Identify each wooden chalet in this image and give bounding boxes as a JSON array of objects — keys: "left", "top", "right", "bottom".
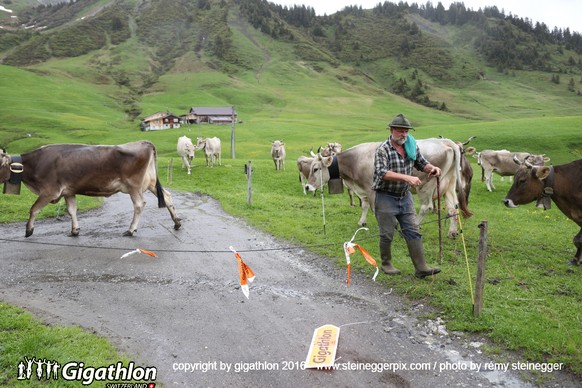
[
  {"left": 182, "top": 106, "right": 238, "bottom": 125},
  {"left": 141, "top": 112, "right": 181, "bottom": 131}
]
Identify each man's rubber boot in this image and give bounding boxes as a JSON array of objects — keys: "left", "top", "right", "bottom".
[
  {"left": 406, "top": 239, "right": 440, "bottom": 278},
  {"left": 380, "top": 240, "right": 401, "bottom": 275}
]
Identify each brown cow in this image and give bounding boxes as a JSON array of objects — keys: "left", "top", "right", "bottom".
[
  {"left": 0, "top": 141, "right": 181, "bottom": 237},
  {"left": 504, "top": 157, "right": 582, "bottom": 265}
]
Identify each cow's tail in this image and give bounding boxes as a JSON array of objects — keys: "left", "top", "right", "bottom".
[
  {"left": 457, "top": 185, "right": 473, "bottom": 218},
  {"left": 156, "top": 179, "right": 167, "bottom": 208},
  {"left": 150, "top": 142, "right": 167, "bottom": 209},
  {"left": 452, "top": 142, "right": 473, "bottom": 219}
]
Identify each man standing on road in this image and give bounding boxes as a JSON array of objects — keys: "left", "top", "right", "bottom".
[{"left": 373, "top": 113, "right": 441, "bottom": 278}]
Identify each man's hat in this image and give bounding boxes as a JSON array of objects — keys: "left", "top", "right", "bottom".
[{"left": 388, "top": 113, "right": 414, "bottom": 130}]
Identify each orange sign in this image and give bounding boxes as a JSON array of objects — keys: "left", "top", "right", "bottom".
[{"left": 305, "top": 324, "right": 340, "bottom": 369}]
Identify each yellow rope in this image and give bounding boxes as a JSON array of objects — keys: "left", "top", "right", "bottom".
[{"left": 456, "top": 206, "right": 475, "bottom": 305}]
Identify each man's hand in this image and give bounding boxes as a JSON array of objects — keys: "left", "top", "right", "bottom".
[
  {"left": 407, "top": 175, "right": 423, "bottom": 187},
  {"left": 426, "top": 165, "right": 441, "bottom": 177}
]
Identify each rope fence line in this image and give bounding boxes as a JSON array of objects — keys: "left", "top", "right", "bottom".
[
  {"left": 0, "top": 237, "right": 353, "bottom": 255},
  {"left": 4, "top": 156, "right": 462, "bottom": 255},
  {"left": 0, "top": 212, "right": 459, "bottom": 255}
]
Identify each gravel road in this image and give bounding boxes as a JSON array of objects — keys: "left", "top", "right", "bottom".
[{"left": 0, "top": 191, "right": 575, "bottom": 387}]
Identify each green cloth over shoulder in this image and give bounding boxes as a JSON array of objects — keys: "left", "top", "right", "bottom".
[{"left": 404, "top": 134, "right": 417, "bottom": 161}]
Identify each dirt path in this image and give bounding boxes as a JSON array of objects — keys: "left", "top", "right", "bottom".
[{"left": 0, "top": 191, "right": 571, "bottom": 387}]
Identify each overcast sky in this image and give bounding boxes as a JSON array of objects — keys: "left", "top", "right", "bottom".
[{"left": 270, "top": 0, "right": 582, "bottom": 34}]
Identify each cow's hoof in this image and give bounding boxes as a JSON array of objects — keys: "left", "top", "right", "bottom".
[
  {"left": 569, "top": 258, "right": 581, "bottom": 266},
  {"left": 70, "top": 229, "right": 80, "bottom": 237},
  {"left": 174, "top": 222, "right": 182, "bottom": 231},
  {"left": 25, "top": 228, "right": 34, "bottom": 238},
  {"left": 123, "top": 230, "right": 135, "bottom": 237}
]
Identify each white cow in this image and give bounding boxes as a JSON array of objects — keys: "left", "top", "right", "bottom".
[
  {"left": 413, "top": 138, "right": 474, "bottom": 237},
  {"left": 305, "top": 139, "right": 473, "bottom": 238},
  {"left": 297, "top": 155, "right": 315, "bottom": 195},
  {"left": 271, "top": 140, "right": 286, "bottom": 171},
  {"left": 298, "top": 143, "right": 341, "bottom": 195},
  {"left": 196, "top": 137, "right": 221, "bottom": 167},
  {"left": 177, "top": 136, "right": 195, "bottom": 175},
  {"left": 475, "top": 150, "right": 550, "bottom": 191},
  {"left": 311, "top": 142, "right": 357, "bottom": 207}
]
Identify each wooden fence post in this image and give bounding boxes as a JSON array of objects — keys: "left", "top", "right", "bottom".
[
  {"left": 168, "top": 158, "right": 173, "bottom": 185},
  {"left": 473, "top": 221, "right": 488, "bottom": 316},
  {"left": 246, "top": 161, "right": 252, "bottom": 206},
  {"left": 231, "top": 106, "right": 236, "bottom": 159}
]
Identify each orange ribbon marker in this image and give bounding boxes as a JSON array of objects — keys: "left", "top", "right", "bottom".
[
  {"left": 120, "top": 249, "right": 158, "bottom": 259},
  {"left": 343, "top": 227, "right": 379, "bottom": 286},
  {"left": 230, "top": 246, "right": 256, "bottom": 299}
]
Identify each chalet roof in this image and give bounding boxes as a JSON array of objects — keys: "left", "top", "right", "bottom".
[
  {"left": 142, "top": 112, "right": 179, "bottom": 122},
  {"left": 189, "top": 107, "right": 237, "bottom": 116}
]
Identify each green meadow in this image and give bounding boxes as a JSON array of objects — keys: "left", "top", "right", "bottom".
[{"left": 0, "top": 45, "right": 581, "bottom": 386}]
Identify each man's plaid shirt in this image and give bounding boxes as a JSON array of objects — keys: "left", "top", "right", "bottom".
[{"left": 372, "top": 138, "right": 429, "bottom": 193}]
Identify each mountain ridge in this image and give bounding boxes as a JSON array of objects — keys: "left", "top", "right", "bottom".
[{"left": 1, "top": 0, "right": 581, "bottom": 122}]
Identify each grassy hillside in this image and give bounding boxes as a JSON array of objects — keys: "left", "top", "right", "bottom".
[{"left": 3, "top": 0, "right": 582, "bottom": 123}]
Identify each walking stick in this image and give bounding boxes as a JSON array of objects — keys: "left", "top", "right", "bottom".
[{"left": 436, "top": 175, "right": 443, "bottom": 264}]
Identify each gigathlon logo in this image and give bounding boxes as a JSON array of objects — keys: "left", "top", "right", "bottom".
[{"left": 17, "top": 357, "right": 157, "bottom": 386}]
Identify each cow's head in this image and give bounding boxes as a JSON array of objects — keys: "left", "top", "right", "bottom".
[
  {"left": 305, "top": 154, "right": 333, "bottom": 192},
  {"left": 319, "top": 142, "right": 342, "bottom": 156},
  {"left": 185, "top": 142, "right": 195, "bottom": 160},
  {"left": 528, "top": 154, "right": 550, "bottom": 166},
  {"left": 456, "top": 137, "right": 477, "bottom": 191},
  {"left": 503, "top": 156, "right": 551, "bottom": 208},
  {"left": 271, "top": 140, "right": 284, "bottom": 157},
  {"left": 195, "top": 137, "right": 206, "bottom": 150},
  {"left": 0, "top": 149, "right": 11, "bottom": 183},
  {"left": 329, "top": 142, "right": 342, "bottom": 153}
]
